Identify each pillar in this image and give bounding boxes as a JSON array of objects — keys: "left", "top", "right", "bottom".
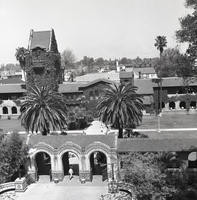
[
  {"left": 175, "top": 101, "right": 180, "bottom": 110},
  {"left": 51, "top": 154, "right": 64, "bottom": 181}
]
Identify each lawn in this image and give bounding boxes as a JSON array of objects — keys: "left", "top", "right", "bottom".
[
  {"left": 139, "top": 113, "right": 197, "bottom": 129},
  {"left": 0, "top": 119, "right": 24, "bottom": 133},
  {"left": 0, "top": 113, "right": 196, "bottom": 134}
]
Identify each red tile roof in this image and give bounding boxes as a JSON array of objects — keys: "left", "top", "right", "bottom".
[
  {"left": 29, "top": 135, "right": 116, "bottom": 149},
  {"left": 118, "top": 138, "right": 197, "bottom": 152}
]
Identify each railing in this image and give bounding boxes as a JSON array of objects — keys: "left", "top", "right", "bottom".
[{"left": 0, "top": 182, "right": 15, "bottom": 194}]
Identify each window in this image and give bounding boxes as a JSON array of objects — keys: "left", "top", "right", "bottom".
[
  {"left": 179, "top": 101, "right": 186, "bottom": 109},
  {"left": 12, "top": 106, "right": 17, "bottom": 114},
  {"left": 3, "top": 107, "right": 8, "bottom": 114},
  {"left": 190, "top": 101, "right": 196, "bottom": 109},
  {"left": 169, "top": 102, "right": 175, "bottom": 110}
]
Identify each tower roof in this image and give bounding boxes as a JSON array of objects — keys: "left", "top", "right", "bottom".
[{"left": 28, "top": 29, "right": 58, "bottom": 52}]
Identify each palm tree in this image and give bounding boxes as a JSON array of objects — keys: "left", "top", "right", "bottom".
[
  {"left": 20, "top": 86, "right": 68, "bottom": 135},
  {"left": 154, "top": 36, "right": 167, "bottom": 57},
  {"left": 97, "top": 83, "right": 144, "bottom": 138},
  {"left": 154, "top": 36, "right": 167, "bottom": 132}
]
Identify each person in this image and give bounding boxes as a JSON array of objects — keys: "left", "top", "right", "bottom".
[
  {"left": 49, "top": 169, "right": 52, "bottom": 182},
  {"left": 68, "top": 167, "right": 74, "bottom": 180}
]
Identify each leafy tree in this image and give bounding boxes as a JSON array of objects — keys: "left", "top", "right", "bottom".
[
  {"left": 0, "top": 132, "right": 28, "bottom": 183},
  {"left": 97, "top": 83, "right": 144, "bottom": 138},
  {"left": 122, "top": 152, "right": 176, "bottom": 200},
  {"left": 154, "top": 36, "right": 167, "bottom": 57},
  {"left": 154, "top": 48, "right": 193, "bottom": 77},
  {"left": 176, "top": 0, "right": 197, "bottom": 60},
  {"left": 61, "top": 49, "right": 76, "bottom": 69},
  {"left": 20, "top": 85, "right": 68, "bottom": 135}
]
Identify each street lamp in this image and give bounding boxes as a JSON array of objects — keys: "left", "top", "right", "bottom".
[{"left": 152, "top": 78, "right": 163, "bottom": 132}]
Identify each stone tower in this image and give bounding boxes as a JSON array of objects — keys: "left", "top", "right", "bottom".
[{"left": 22, "top": 29, "right": 62, "bottom": 91}]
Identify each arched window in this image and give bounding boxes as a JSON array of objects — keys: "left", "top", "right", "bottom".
[
  {"left": 180, "top": 101, "right": 186, "bottom": 109},
  {"left": 169, "top": 102, "right": 175, "bottom": 110},
  {"left": 3, "top": 107, "right": 8, "bottom": 114},
  {"left": 89, "top": 91, "right": 94, "bottom": 100},
  {"left": 188, "top": 152, "right": 197, "bottom": 168},
  {"left": 190, "top": 101, "right": 196, "bottom": 109},
  {"left": 11, "top": 106, "right": 17, "bottom": 114},
  {"left": 95, "top": 90, "right": 99, "bottom": 99}
]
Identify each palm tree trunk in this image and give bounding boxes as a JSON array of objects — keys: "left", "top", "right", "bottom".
[{"left": 118, "top": 128, "right": 123, "bottom": 138}]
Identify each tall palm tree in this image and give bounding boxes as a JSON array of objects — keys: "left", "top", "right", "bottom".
[
  {"left": 97, "top": 83, "right": 144, "bottom": 138},
  {"left": 154, "top": 36, "right": 167, "bottom": 57},
  {"left": 20, "top": 86, "right": 68, "bottom": 135},
  {"left": 154, "top": 36, "right": 167, "bottom": 132}
]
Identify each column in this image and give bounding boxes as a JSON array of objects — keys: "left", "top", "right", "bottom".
[
  {"left": 27, "top": 155, "right": 37, "bottom": 182},
  {"left": 51, "top": 154, "right": 64, "bottom": 181},
  {"left": 175, "top": 101, "right": 180, "bottom": 110},
  {"left": 79, "top": 154, "right": 91, "bottom": 182}
]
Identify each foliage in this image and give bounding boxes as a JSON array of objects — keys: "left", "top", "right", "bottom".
[
  {"left": 61, "top": 49, "right": 76, "bottom": 69},
  {"left": 122, "top": 152, "right": 176, "bottom": 200},
  {"left": 15, "top": 47, "right": 29, "bottom": 70},
  {"left": 154, "top": 36, "right": 167, "bottom": 57},
  {"left": 97, "top": 83, "right": 144, "bottom": 138},
  {"left": 176, "top": 0, "right": 197, "bottom": 75},
  {"left": 67, "top": 107, "right": 93, "bottom": 130},
  {"left": 154, "top": 48, "right": 193, "bottom": 77},
  {"left": 0, "top": 132, "right": 28, "bottom": 183},
  {"left": 20, "top": 85, "right": 68, "bottom": 135},
  {"left": 123, "top": 130, "right": 148, "bottom": 138}
]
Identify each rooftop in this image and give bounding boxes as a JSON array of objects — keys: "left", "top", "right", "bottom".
[{"left": 118, "top": 138, "right": 197, "bottom": 152}]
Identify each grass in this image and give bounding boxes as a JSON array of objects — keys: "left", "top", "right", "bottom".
[
  {"left": 0, "top": 113, "right": 196, "bottom": 134},
  {"left": 0, "top": 119, "right": 24, "bottom": 133},
  {"left": 139, "top": 113, "right": 197, "bottom": 129}
]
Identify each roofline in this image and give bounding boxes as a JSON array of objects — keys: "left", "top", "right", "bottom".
[
  {"left": 79, "top": 78, "right": 114, "bottom": 89},
  {"left": 28, "top": 29, "right": 33, "bottom": 50},
  {"left": 49, "top": 28, "right": 52, "bottom": 51}
]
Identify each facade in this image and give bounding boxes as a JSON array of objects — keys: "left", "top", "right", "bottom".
[
  {"left": 22, "top": 29, "right": 62, "bottom": 91},
  {"left": 27, "top": 134, "right": 197, "bottom": 182}
]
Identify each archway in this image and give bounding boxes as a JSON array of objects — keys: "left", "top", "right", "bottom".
[
  {"left": 90, "top": 151, "right": 107, "bottom": 181},
  {"left": 11, "top": 106, "right": 17, "bottom": 114},
  {"left": 62, "top": 151, "right": 79, "bottom": 176},
  {"left": 169, "top": 102, "right": 175, "bottom": 110},
  {"left": 3, "top": 106, "right": 8, "bottom": 114},
  {"left": 190, "top": 101, "right": 196, "bottom": 109},
  {"left": 188, "top": 152, "right": 197, "bottom": 168},
  {"left": 180, "top": 101, "right": 186, "bottom": 109},
  {"left": 35, "top": 152, "right": 51, "bottom": 175}
]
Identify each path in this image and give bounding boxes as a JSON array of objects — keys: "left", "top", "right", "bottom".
[{"left": 15, "top": 175, "right": 108, "bottom": 200}]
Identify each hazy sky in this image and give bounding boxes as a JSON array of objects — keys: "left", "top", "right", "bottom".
[{"left": 0, "top": 0, "right": 191, "bottom": 64}]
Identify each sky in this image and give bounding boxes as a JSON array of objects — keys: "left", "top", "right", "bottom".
[{"left": 0, "top": 0, "right": 191, "bottom": 64}]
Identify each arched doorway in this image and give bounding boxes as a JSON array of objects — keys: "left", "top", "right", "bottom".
[
  {"left": 190, "top": 101, "right": 196, "bottom": 109},
  {"left": 180, "top": 101, "right": 186, "bottom": 109},
  {"left": 62, "top": 152, "right": 79, "bottom": 176},
  {"left": 90, "top": 151, "right": 107, "bottom": 181},
  {"left": 188, "top": 152, "right": 197, "bottom": 168},
  {"left": 35, "top": 152, "right": 51, "bottom": 175},
  {"left": 169, "top": 102, "right": 175, "bottom": 110}
]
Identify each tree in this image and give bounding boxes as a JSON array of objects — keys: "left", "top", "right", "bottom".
[
  {"left": 61, "top": 49, "right": 76, "bottom": 69},
  {"left": 154, "top": 36, "right": 167, "bottom": 57},
  {"left": 154, "top": 48, "right": 193, "bottom": 77},
  {"left": 97, "top": 83, "right": 144, "bottom": 138},
  {"left": 0, "top": 132, "right": 28, "bottom": 183},
  {"left": 176, "top": 0, "right": 197, "bottom": 78},
  {"left": 20, "top": 85, "right": 68, "bottom": 135},
  {"left": 122, "top": 152, "right": 176, "bottom": 200}
]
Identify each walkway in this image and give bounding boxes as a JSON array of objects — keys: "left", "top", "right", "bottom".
[{"left": 15, "top": 176, "right": 108, "bottom": 200}]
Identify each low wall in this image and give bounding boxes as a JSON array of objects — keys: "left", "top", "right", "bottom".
[{"left": 0, "top": 182, "right": 15, "bottom": 194}]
